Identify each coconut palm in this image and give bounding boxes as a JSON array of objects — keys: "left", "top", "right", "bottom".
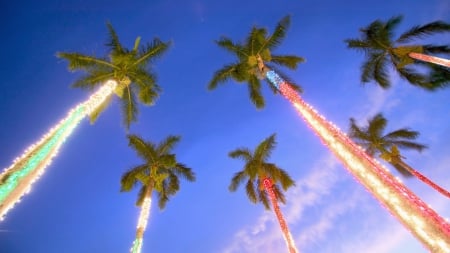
[
  {"left": 229, "top": 134, "right": 298, "bottom": 253},
  {"left": 0, "top": 23, "right": 170, "bottom": 219},
  {"left": 208, "top": 15, "right": 304, "bottom": 108},
  {"left": 121, "top": 134, "right": 195, "bottom": 253},
  {"left": 209, "top": 16, "right": 450, "bottom": 251},
  {"left": 58, "top": 22, "right": 170, "bottom": 128},
  {"left": 345, "top": 15, "right": 450, "bottom": 90},
  {"left": 349, "top": 113, "right": 450, "bottom": 198}
]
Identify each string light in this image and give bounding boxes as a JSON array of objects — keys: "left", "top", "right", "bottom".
[
  {"left": 0, "top": 80, "right": 117, "bottom": 220},
  {"left": 131, "top": 195, "right": 152, "bottom": 253},
  {"left": 266, "top": 70, "right": 450, "bottom": 252},
  {"left": 263, "top": 178, "right": 299, "bottom": 253}
]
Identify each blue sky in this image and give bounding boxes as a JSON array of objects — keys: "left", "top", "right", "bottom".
[{"left": 0, "top": 1, "right": 449, "bottom": 252}]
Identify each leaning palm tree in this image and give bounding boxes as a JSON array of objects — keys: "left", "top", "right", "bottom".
[
  {"left": 209, "top": 16, "right": 450, "bottom": 251},
  {"left": 349, "top": 113, "right": 450, "bottom": 198},
  {"left": 345, "top": 15, "right": 450, "bottom": 90},
  {"left": 121, "top": 134, "right": 195, "bottom": 253},
  {"left": 229, "top": 134, "right": 298, "bottom": 253},
  {"left": 0, "top": 23, "right": 169, "bottom": 220}
]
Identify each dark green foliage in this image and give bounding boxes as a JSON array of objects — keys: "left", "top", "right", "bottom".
[
  {"left": 209, "top": 15, "right": 305, "bottom": 108},
  {"left": 349, "top": 113, "right": 427, "bottom": 177},
  {"left": 57, "top": 22, "right": 170, "bottom": 129},
  {"left": 345, "top": 16, "right": 450, "bottom": 90},
  {"left": 228, "top": 134, "right": 295, "bottom": 210},
  {"left": 120, "top": 135, "right": 195, "bottom": 209}
]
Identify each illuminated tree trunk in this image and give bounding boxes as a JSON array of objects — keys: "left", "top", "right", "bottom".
[
  {"left": 408, "top": 52, "right": 450, "bottom": 68},
  {"left": 263, "top": 178, "right": 299, "bottom": 253},
  {"left": 266, "top": 70, "right": 450, "bottom": 252},
  {"left": 131, "top": 185, "right": 152, "bottom": 253},
  {"left": 395, "top": 160, "right": 450, "bottom": 199},
  {"left": 0, "top": 80, "right": 117, "bottom": 220}
]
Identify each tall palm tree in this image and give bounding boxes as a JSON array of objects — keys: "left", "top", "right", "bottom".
[
  {"left": 209, "top": 16, "right": 450, "bottom": 251},
  {"left": 58, "top": 22, "right": 170, "bottom": 128},
  {"left": 0, "top": 23, "right": 169, "bottom": 220},
  {"left": 121, "top": 134, "right": 195, "bottom": 253},
  {"left": 349, "top": 113, "right": 450, "bottom": 198},
  {"left": 208, "top": 15, "right": 304, "bottom": 109},
  {"left": 345, "top": 15, "right": 450, "bottom": 90},
  {"left": 228, "top": 134, "right": 298, "bottom": 253}
]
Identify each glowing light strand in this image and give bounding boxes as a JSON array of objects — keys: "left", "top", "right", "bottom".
[
  {"left": 131, "top": 194, "right": 152, "bottom": 253},
  {"left": 0, "top": 81, "right": 117, "bottom": 220},
  {"left": 266, "top": 70, "right": 450, "bottom": 252},
  {"left": 408, "top": 52, "right": 450, "bottom": 68},
  {"left": 263, "top": 178, "right": 299, "bottom": 253}
]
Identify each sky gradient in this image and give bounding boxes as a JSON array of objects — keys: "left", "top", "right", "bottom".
[{"left": 0, "top": 1, "right": 449, "bottom": 252}]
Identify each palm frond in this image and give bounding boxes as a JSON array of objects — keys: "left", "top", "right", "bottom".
[
  {"left": 229, "top": 171, "right": 247, "bottom": 192},
  {"left": 390, "top": 141, "right": 427, "bottom": 152},
  {"left": 157, "top": 135, "right": 181, "bottom": 154},
  {"left": 422, "top": 45, "right": 450, "bottom": 55},
  {"left": 247, "top": 27, "right": 267, "bottom": 55},
  {"left": 367, "top": 113, "right": 387, "bottom": 138},
  {"left": 120, "top": 165, "right": 147, "bottom": 192},
  {"left": 121, "top": 86, "right": 139, "bottom": 129},
  {"left": 216, "top": 37, "right": 248, "bottom": 58},
  {"left": 228, "top": 148, "right": 253, "bottom": 162},
  {"left": 172, "top": 163, "right": 196, "bottom": 182},
  {"left": 245, "top": 179, "right": 258, "bottom": 203},
  {"left": 397, "top": 21, "right": 450, "bottom": 43},
  {"left": 349, "top": 118, "right": 369, "bottom": 140},
  {"left": 72, "top": 71, "right": 115, "bottom": 90},
  {"left": 263, "top": 15, "right": 291, "bottom": 51},
  {"left": 258, "top": 180, "right": 271, "bottom": 210},
  {"left": 57, "top": 52, "right": 117, "bottom": 71},
  {"left": 134, "top": 38, "right": 171, "bottom": 67},
  {"left": 105, "top": 22, "right": 124, "bottom": 53},
  {"left": 254, "top": 134, "right": 276, "bottom": 162},
  {"left": 273, "top": 167, "right": 295, "bottom": 191},
  {"left": 384, "top": 128, "right": 419, "bottom": 140},
  {"left": 384, "top": 15, "right": 403, "bottom": 41},
  {"left": 208, "top": 64, "right": 238, "bottom": 90},
  {"left": 344, "top": 39, "right": 374, "bottom": 54},
  {"left": 248, "top": 75, "right": 265, "bottom": 108},
  {"left": 396, "top": 66, "right": 437, "bottom": 90},
  {"left": 272, "top": 184, "right": 287, "bottom": 204},
  {"left": 270, "top": 54, "right": 305, "bottom": 69},
  {"left": 127, "top": 134, "right": 153, "bottom": 161},
  {"left": 391, "top": 162, "right": 414, "bottom": 177}
]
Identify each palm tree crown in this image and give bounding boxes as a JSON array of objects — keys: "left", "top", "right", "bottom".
[
  {"left": 208, "top": 15, "right": 305, "bottom": 108},
  {"left": 349, "top": 113, "right": 427, "bottom": 176},
  {"left": 120, "top": 134, "right": 195, "bottom": 209},
  {"left": 228, "top": 134, "right": 295, "bottom": 209},
  {"left": 345, "top": 15, "right": 450, "bottom": 90},
  {"left": 58, "top": 23, "right": 170, "bottom": 128}
]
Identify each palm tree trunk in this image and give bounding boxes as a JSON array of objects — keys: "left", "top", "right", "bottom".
[
  {"left": 131, "top": 185, "right": 152, "bottom": 253},
  {"left": 395, "top": 160, "right": 450, "bottom": 199},
  {"left": 408, "top": 52, "right": 450, "bottom": 68},
  {"left": 0, "top": 80, "right": 117, "bottom": 220},
  {"left": 263, "top": 178, "right": 299, "bottom": 253},
  {"left": 265, "top": 70, "right": 450, "bottom": 252}
]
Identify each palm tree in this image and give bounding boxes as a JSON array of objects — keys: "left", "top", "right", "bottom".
[
  {"left": 228, "top": 134, "right": 298, "bottom": 253},
  {"left": 208, "top": 15, "right": 304, "bottom": 109},
  {"left": 58, "top": 22, "right": 170, "bottom": 128},
  {"left": 349, "top": 113, "right": 450, "bottom": 198},
  {"left": 0, "top": 23, "right": 169, "bottom": 220},
  {"left": 121, "top": 134, "right": 195, "bottom": 253},
  {"left": 209, "top": 16, "right": 450, "bottom": 251},
  {"left": 345, "top": 15, "right": 450, "bottom": 90}
]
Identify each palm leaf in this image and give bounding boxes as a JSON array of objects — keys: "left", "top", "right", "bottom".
[
  {"left": 134, "top": 38, "right": 171, "bottom": 67},
  {"left": 367, "top": 114, "right": 387, "bottom": 139},
  {"left": 216, "top": 37, "right": 248, "bottom": 59},
  {"left": 229, "top": 171, "right": 247, "bottom": 192},
  {"left": 270, "top": 54, "right": 305, "bottom": 69},
  {"left": 258, "top": 180, "right": 271, "bottom": 210},
  {"left": 120, "top": 165, "right": 147, "bottom": 192},
  {"left": 228, "top": 148, "right": 253, "bottom": 162},
  {"left": 121, "top": 86, "right": 138, "bottom": 129},
  {"left": 105, "top": 22, "right": 124, "bottom": 53},
  {"left": 127, "top": 135, "right": 153, "bottom": 161},
  {"left": 208, "top": 64, "right": 237, "bottom": 90},
  {"left": 384, "top": 128, "right": 420, "bottom": 140},
  {"left": 245, "top": 179, "right": 258, "bottom": 203},
  {"left": 397, "top": 21, "right": 450, "bottom": 43},
  {"left": 72, "top": 71, "right": 115, "bottom": 90},
  {"left": 172, "top": 163, "right": 196, "bottom": 182},
  {"left": 254, "top": 134, "right": 276, "bottom": 162},
  {"left": 263, "top": 15, "right": 290, "bottom": 51},
  {"left": 57, "top": 52, "right": 117, "bottom": 71},
  {"left": 157, "top": 135, "right": 181, "bottom": 154},
  {"left": 272, "top": 184, "right": 287, "bottom": 204},
  {"left": 344, "top": 39, "right": 374, "bottom": 54},
  {"left": 390, "top": 140, "right": 427, "bottom": 152},
  {"left": 248, "top": 75, "right": 264, "bottom": 108}
]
